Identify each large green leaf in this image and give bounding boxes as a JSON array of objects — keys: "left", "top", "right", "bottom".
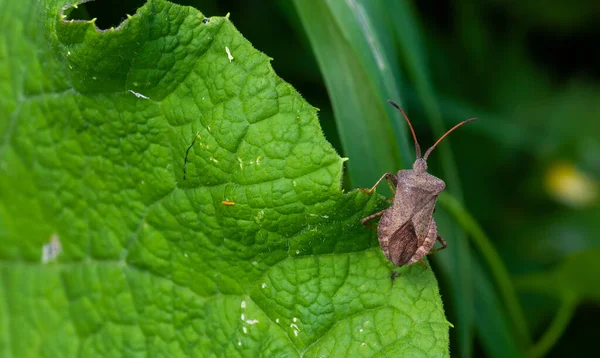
[{"left": 0, "top": 0, "right": 449, "bottom": 356}]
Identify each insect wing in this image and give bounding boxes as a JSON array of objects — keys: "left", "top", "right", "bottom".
[
  {"left": 407, "top": 186, "right": 439, "bottom": 245},
  {"left": 388, "top": 220, "right": 419, "bottom": 266}
]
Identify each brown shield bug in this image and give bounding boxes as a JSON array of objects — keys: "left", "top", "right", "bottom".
[{"left": 361, "top": 100, "right": 477, "bottom": 267}]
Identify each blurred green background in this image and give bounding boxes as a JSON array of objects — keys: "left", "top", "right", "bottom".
[{"left": 72, "top": 0, "right": 600, "bottom": 356}]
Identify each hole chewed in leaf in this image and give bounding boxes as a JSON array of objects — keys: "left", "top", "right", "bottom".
[{"left": 62, "top": 0, "right": 145, "bottom": 30}]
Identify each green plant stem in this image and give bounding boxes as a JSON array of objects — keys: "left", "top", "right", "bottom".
[
  {"left": 438, "top": 192, "right": 531, "bottom": 346},
  {"left": 528, "top": 297, "right": 576, "bottom": 358}
]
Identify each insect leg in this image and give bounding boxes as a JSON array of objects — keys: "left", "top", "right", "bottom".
[
  {"left": 360, "top": 209, "right": 386, "bottom": 229},
  {"left": 417, "top": 260, "right": 428, "bottom": 269},
  {"left": 428, "top": 234, "right": 448, "bottom": 254},
  {"left": 359, "top": 172, "right": 398, "bottom": 194}
]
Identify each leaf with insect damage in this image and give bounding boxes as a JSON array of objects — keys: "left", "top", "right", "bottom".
[{"left": 0, "top": 0, "right": 449, "bottom": 356}]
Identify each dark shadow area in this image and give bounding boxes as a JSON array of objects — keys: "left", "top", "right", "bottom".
[{"left": 64, "top": 0, "right": 146, "bottom": 29}]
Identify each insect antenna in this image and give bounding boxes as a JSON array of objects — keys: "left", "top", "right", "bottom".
[
  {"left": 423, "top": 118, "right": 478, "bottom": 161},
  {"left": 387, "top": 100, "right": 421, "bottom": 159}
]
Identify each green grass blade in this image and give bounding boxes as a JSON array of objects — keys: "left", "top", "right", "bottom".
[
  {"left": 472, "top": 253, "right": 523, "bottom": 358},
  {"left": 292, "top": 0, "right": 413, "bottom": 189},
  {"left": 528, "top": 298, "right": 576, "bottom": 358},
  {"left": 323, "top": 0, "right": 415, "bottom": 166}
]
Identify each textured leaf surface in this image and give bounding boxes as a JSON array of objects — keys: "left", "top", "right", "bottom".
[{"left": 0, "top": 0, "right": 449, "bottom": 356}]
